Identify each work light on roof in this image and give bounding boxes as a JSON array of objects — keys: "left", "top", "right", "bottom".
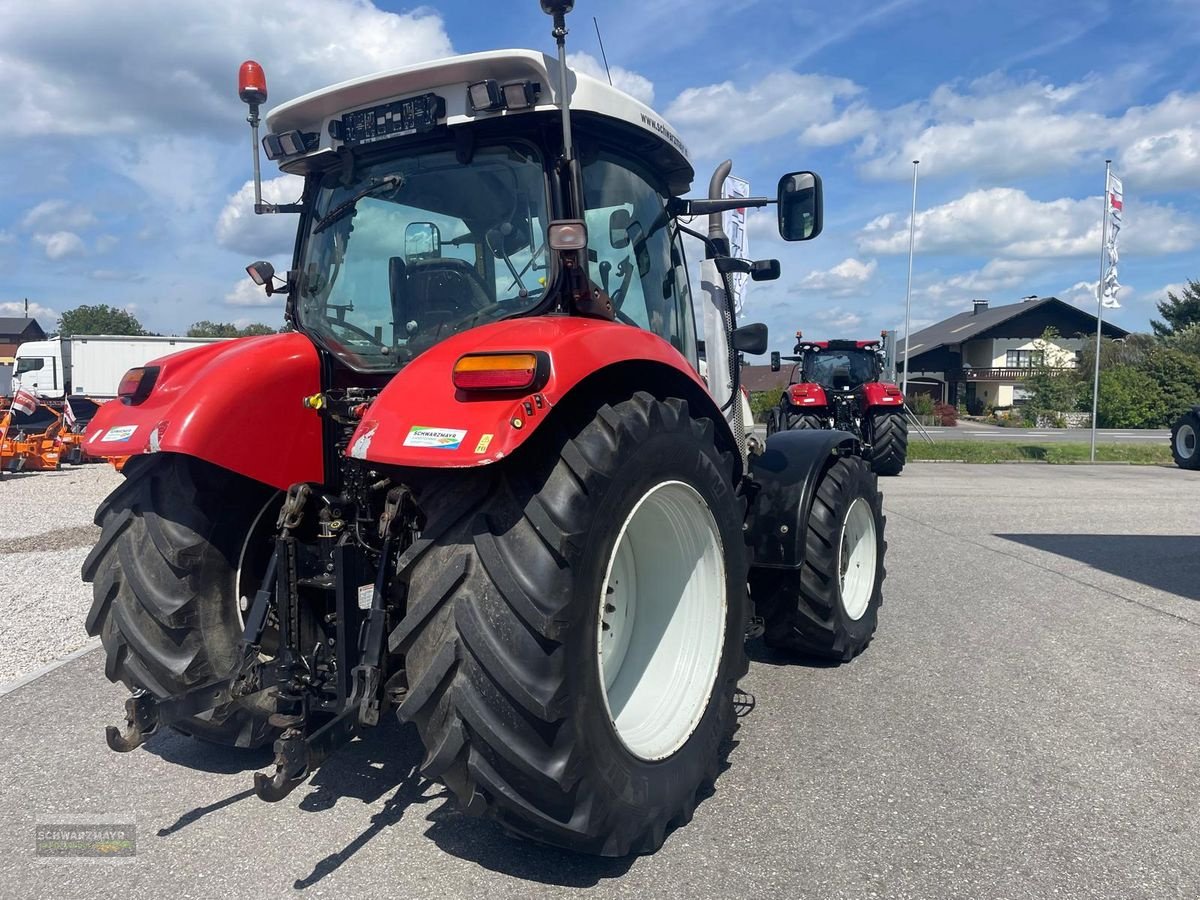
[
  {"left": 468, "top": 79, "right": 505, "bottom": 113},
  {"left": 502, "top": 81, "right": 541, "bottom": 109}
]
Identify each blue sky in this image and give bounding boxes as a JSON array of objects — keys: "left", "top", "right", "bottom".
[{"left": 2, "top": 0, "right": 1198, "bottom": 353}]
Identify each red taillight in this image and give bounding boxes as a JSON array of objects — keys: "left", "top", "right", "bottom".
[
  {"left": 238, "top": 60, "right": 268, "bottom": 105},
  {"left": 118, "top": 367, "right": 159, "bottom": 404},
  {"left": 453, "top": 353, "right": 545, "bottom": 391}
]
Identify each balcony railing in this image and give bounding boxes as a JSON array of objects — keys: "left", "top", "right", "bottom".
[{"left": 947, "top": 366, "right": 1075, "bottom": 381}]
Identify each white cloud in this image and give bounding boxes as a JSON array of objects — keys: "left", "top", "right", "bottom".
[
  {"left": 858, "top": 188, "right": 1199, "bottom": 259},
  {"left": 94, "top": 234, "right": 118, "bottom": 254},
  {"left": 34, "top": 230, "right": 86, "bottom": 260},
  {"left": 855, "top": 74, "right": 1200, "bottom": 189},
  {"left": 0, "top": 231, "right": 14, "bottom": 245},
  {"left": 224, "top": 278, "right": 280, "bottom": 308},
  {"left": 89, "top": 269, "right": 145, "bottom": 283},
  {"left": 665, "top": 71, "right": 862, "bottom": 157},
  {"left": 807, "top": 306, "right": 865, "bottom": 331},
  {"left": 0, "top": 300, "right": 59, "bottom": 322},
  {"left": 216, "top": 174, "right": 305, "bottom": 257},
  {"left": 1059, "top": 280, "right": 1100, "bottom": 309},
  {"left": 0, "top": 0, "right": 454, "bottom": 137},
  {"left": 796, "top": 257, "right": 877, "bottom": 296},
  {"left": 21, "top": 199, "right": 96, "bottom": 231},
  {"left": 567, "top": 52, "right": 654, "bottom": 106},
  {"left": 919, "top": 259, "right": 1050, "bottom": 303}
]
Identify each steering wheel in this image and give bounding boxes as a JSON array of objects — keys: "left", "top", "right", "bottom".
[{"left": 327, "top": 316, "right": 386, "bottom": 347}]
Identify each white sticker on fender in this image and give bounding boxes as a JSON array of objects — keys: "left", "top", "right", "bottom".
[
  {"left": 349, "top": 425, "right": 377, "bottom": 459},
  {"left": 102, "top": 425, "right": 138, "bottom": 443},
  {"left": 403, "top": 426, "right": 467, "bottom": 450}
]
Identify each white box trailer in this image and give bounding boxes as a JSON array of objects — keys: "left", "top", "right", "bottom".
[{"left": 13, "top": 335, "right": 231, "bottom": 400}]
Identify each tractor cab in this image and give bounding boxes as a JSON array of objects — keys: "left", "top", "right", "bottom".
[
  {"left": 241, "top": 49, "right": 817, "bottom": 388},
  {"left": 794, "top": 340, "right": 883, "bottom": 391}
]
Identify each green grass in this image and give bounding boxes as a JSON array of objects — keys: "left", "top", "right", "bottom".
[{"left": 908, "top": 440, "right": 1173, "bottom": 465}]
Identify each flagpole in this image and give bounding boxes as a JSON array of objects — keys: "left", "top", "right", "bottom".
[
  {"left": 901, "top": 159, "right": 919, "bottom": 398},
  {"left": 1089, "top": 159, "right": 1111, "bottom": 463}
]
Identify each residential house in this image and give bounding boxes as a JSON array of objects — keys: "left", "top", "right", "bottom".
[
  {"left": 898, "top": 297, "right": 1129, "bottom": 410},
  {"left": 0, "top": 317, "right": 46, "bottom": 363}
]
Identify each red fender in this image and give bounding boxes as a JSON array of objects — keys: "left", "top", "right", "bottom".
[
  {"left": 787, "top": 383, "right": 828, "bottom": 409},
  {"left": 84, "top": 333, "right": 323, "bottom": 489},
  {"left": 861, "top": 381, "right": 905, "bottom": 408},
  {"left": 350, "top": 316, "right": 720, "bottom": 468}
]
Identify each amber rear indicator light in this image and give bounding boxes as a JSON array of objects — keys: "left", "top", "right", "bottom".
[
  {"left": 453, "top": 352, "right": 547, "bottom": 391},
  {"left": 117, "top": 366, "right": 160, "bottom": 404}
]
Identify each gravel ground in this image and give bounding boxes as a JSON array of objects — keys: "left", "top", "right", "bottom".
[{"left": 0, "top": 465, "right": 123, "bottom": 684}]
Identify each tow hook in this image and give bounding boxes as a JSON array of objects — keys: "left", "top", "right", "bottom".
[{"left": 104, "top": 690, "right": 159, "bottom": 752}]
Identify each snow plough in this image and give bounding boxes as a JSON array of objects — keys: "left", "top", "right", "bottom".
[
  {"left": 82, "top": 1, "right": 887, "bottom": 856},
  {"left": 766, "top": 332, "right": 909, "bottom": 475}
]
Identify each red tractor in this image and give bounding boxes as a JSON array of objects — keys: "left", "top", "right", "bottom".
[
  {"left": 766, "top": 333, "right": 908, "bottom": 475},
  {"left": 81, "top": 1, "right": 887, "bottom": 857}
]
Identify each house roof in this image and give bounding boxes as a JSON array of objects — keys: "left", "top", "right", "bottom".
[
  {"left": 903, "top": 297, "right": 1129, "bottom": 363},
  {"left": 741, "top": 364, "right": 789, "bottom": 393},
  {"left": 0, "top": 317, "right": 45, "bottom": 338}
]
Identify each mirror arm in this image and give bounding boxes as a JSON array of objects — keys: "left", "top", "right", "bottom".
[{"left": 669, "top": 196, "right": 772, "bottom": 217}]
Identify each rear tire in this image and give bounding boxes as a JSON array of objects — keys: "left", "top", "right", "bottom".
[
  {"left": 1171, "top": 411, "right": 1200, "bottom": 469},
  {"left": 785, "top": 411, "right": 823, "bottom": 431},
  {"left": 869, "top": 410, "right": 907, "bottom": 476},
  {"left": 751, "top": 456, "right": 885, "bottom": 662},
  {"left": 392, "top": 392, "right": 748, "bottom": 855},
  {"left": 82, "top": 454, "right": 278, "bottom": 747}
]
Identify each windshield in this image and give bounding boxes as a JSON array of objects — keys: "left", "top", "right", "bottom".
[
  {"left": 801, "top": 349, "right": 878, "bottom": 386},
  {"left": 296, "top": 142, "right": 550, "bottom": 370}
]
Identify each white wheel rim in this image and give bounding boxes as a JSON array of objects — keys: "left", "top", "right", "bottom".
[
  {"left": 839, "top": 497, "right": 877, "bottom": 621},
  {"left": 598, "top": 481, "right": 726, "bottom": 762},
  {"left": 1177, "top": 423, "right": 1196, "bottom": 460}
]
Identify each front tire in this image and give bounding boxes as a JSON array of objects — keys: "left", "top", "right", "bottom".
[
  {"left": 82, "top": 454, "right": 278, "bottom": 747},
  {"left": 751, "top": 456, "right": 885, "bottom": 662},
  {"left": 1171, "top": 411, "right": 1200, "bottom": 469},
  {"left": 869, "top": 410, "right": 908, "bottom": 476},
  {"left": 392, "top": 392, "right": 748, "bottom": 855}
]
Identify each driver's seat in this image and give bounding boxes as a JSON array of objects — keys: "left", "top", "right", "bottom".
[{"left": 392, "top": 257, "right": 491, "bottom": 335}]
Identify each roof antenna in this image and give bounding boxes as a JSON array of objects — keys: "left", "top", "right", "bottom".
[{"left": 593, "top": 16, "right": 613, "bottom": 86}]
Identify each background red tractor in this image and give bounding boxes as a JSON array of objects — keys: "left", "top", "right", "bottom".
[
  {"left": 80, "top": 1, "right": 888, "bottom": 857},
  {"left": 766, "top": 333, "right": 909, "bottom": 475}
]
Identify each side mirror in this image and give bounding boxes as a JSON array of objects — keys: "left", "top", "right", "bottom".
[
  {"left": 732, "top": 322, "right": 768, "bottom": 355},
  {"left": 750, "top": 259, "right": 780, "bottom": 281},
  {"left": 405, "top": 222, "right": 441, "bottom": 260},
  {"left": 608, "top": 208, "right": 632, "bottom": 249},
  {"left": 777, "top": 171, "right": 823, "bottom": 241},
  {"left": 770, "top": 351, "right": 781, "bottom": 372}
]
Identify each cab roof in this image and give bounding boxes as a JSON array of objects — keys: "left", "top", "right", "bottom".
[{"left": 266, "top": 49, "right": 695, "bottom": 195}]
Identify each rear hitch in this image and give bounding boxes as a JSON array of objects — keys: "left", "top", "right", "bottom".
[{"left": 104, "top": 690, "right": 159, "bottom": 752}]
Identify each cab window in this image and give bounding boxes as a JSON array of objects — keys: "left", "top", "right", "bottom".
[{"left": 581, "top": 149, "right": 697, "bottom": 365}]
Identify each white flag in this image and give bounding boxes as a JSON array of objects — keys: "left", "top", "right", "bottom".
[
  {"left": 722, "top": 174, "right": 750, "bottom": 314},
  {"left": 1101, "top": 171, "right": 1123, "bottom": 309}
]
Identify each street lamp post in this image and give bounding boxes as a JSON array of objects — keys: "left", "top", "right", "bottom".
[{"left": 901, "top": 159, "right": 919, "bottom": 398}]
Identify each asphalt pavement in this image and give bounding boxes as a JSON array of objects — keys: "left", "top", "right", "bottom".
[{"left": 1, "top": 464, "right": 1197, "bottom": 899}]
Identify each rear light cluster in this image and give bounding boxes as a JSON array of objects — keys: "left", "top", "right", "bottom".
[
  {"left": 118, "top": 366, "right": 160, "bottom": 405},
  {"left": 452, "top": 352, "right": 549, "bottom": 392}
]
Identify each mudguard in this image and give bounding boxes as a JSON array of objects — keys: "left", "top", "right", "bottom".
[
  {"left": 745, "top": 428, "right": 860, "bottom": 569},
  {"left": 861, "top": 381, "right": 904, "bottom": 408},
  {"left": 349, "top": 316, "right": 728, "bottom": 468},
  {"left": 84, "top": 333, "right": 323, "bottom": 490},
  {"left": 787, "top": 382, "right": 828, "bottom": 409}
]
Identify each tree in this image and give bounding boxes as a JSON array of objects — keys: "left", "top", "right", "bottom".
[
  {"left": 1151, "top": 279, "right": 1200, "bottom": 338},
  {"left": 1084, "top": 366, "right": 1167, "bottom": 428},
  {"left": 1165, "top": 323, "right": 1200, "bottom": 358},
  {"left": 1021, "top": 327, "right": 1082, "bottom": 424},
  {"left": 1139, "top": 346, "right": 1200, "bottom": 422},
  {"left": 58, "top": 304, "right": 145, "bottom": 338},
  {"left": 187, "top": 320, "right": 277, "bottom": 338}
]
